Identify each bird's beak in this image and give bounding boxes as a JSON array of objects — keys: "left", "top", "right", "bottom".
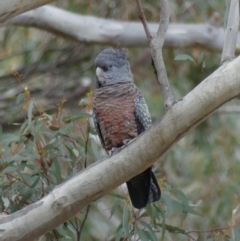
[{"left": 96, "top": 67, "right": 103, "bottom": 78}]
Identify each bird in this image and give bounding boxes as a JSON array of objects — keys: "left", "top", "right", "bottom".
[{"left": 93, "top": 48, "right": 161, "bottom": 209}]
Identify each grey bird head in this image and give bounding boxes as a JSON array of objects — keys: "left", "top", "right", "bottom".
[{"left": 95, "top": 48, "right": 134, "bottom": 87}]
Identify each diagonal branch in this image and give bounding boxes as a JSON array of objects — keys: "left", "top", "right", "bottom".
[
  {"left": 137, "top": 0, "right": 175, "bottom": 110},
  {"left": 0, "top": 54, "right": 240, "bottom": 241},
  {"left": 221, "top": 0, "right": 239, "bottom": 63}
]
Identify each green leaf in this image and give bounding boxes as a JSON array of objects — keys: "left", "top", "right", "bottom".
[
  {"left": 197, "top": 52, "right": 204, "bottom": 64},
  {"left": 76, "top": 137, "right": 86, "bottom": 148},
  {"left": 2, "top": 165, "right": 17, "bottom": 173},
  {"left": 65, "top": 145, "right": 77, "bottom": 161},
  {"left": 90, "top": 138, "right": 101, "bottom": 159},
  {"left": 2, "top": 197, "right": 10, "bottom": 208},
  {"left": 170, "top": 188, "right": 188, "bottom": 206},
  {"left": 31, "top": 176, "right": 40, "bottom": 188},
  {"left": 110, "top": 199, "right": 121, "bottom": 218},
  {"left": 174, "top": 54, "right": 194, "bottom": 62},
  {"left": 138, "top": 229, "right": 149, "bottom": 241},
  {"left": 234, "top": 225, "right": 240, "bottom": 241},
  {"left": 172, "top": 200, "right": 201, "bottom": 216},
  {"left": 108, "top": 192, "right": 126, "bottom": 200},
  {"left": 161, "top": 193, "right": 174, "bottom": 216},
  {"left": 19, "top": 161, "right": 27, "bottom": 171},
  {"left": 145, "top": 204, "right": 160, "bottom": 227},
  {"left": 16, "top": 93, "right": 25, "bottom": 104},
  {"left": 63, "top": 112, "right": 90, "bottom": 123},
  {"left": 28, "top": 100, "right": 34, "bottom": 128},
  {"left": 122, "top": 204, "right": 130, "bottom": 240},
  {"left": 140, "top": 221, "right": 158, "bottom": 241},
  {"left": 154, "top": 205, "right": 166, "bottom": 238},
  {"left": 53, "top": 158, "right": 62, "bottom": 184},
  {"left": 49, "top": 137, "right": 57, "bottom": 145},
  {"left": 72, "top": 149, "right": 79, "bottom": 158},
  {"left": 0, "top": 134, "right": 19, "bottom": 144},
  {"left": 89, "top": 127, "right": 97, "bottom": 135},
  {"left": 163, "top": 182, "right": 171, "bottom": 191},
  {"left": 43, "top": 105, "right": 56, "bottom": 111},
  {"left": 115, "top": 225, "right": 123, "bottom": 241}
]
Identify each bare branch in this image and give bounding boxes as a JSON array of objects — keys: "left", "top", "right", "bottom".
[
  {"left": 0, "top": 0, "right": 57, "bottom": 23},
  {"left": 221, "top": 0, "right": 239, "bottom": 63},
  {"left": 149, "top": 0, "right": 175, "bottom": 110},
  {"left": 137, "top": 0, "right": 175, "bottom": 109},
  {"left": 1, "top": 55, "right": 240, "bottom": 241},
  {"left": 2, "top": 6, "right": 240, "bottom": 53},
  {"left": 136, "top": 0, "right": 152, "bottom": 42},
  {"left": 78, "top": 205, "right": 90, "bottom": 240},
  {"left": 156, "top": 0, "right": 169, "bottom": 50}
]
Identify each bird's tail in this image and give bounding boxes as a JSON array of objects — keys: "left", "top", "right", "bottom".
[{"left": 126, "top": 167, "right": 161, "bottom": 209}]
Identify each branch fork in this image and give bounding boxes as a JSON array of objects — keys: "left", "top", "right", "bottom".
[{"left": 136, "top": 0, "right": 175, "bottom": 110}]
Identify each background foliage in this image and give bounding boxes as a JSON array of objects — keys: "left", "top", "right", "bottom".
[{"left": 0, "top": 0, "right": 239, "bottom": 240}]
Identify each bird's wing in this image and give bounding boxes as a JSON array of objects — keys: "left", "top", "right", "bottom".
[
  {"left": 134, "top": 90, "right": 152, "bottom": 133},
  {"left": 128, "top": 90, "right": 161, "bottom": 209},
  {"left": 93, "top": 111, "right": 107, "bottom": 152}
]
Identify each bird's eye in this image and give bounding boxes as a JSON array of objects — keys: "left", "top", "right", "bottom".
[
  {"left": 102, "top": 66, "right": 108, "bottom": 71},
  {"left": 109, "top": 65, "right": 113, "bottom": 68}
]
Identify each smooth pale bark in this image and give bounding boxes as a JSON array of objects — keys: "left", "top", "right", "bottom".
[
  {"left": 221, "top": 0, "right": 239, "bottom": 62},
  {"left": 0, "top": 0, "right": 57, "bottom": 23},
  {"left": 2, "top": 5, "right": 240, "bottom": 53},
  {"left": 0, "top": 55, "right": 240, "bottom": 241}
]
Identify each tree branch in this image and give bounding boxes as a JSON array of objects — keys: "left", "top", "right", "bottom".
[
  {"left": 2, "top": 5, "right": 240, "bottom": 53},
  {"left": 0, "top": 0, "right": 57, "bottom": 23},
  {"left": 221, "top": 0, "right": 239, "bottom": 63},
  {"left": 136, "top": 0, "right": 152, "bottom": 42},
  {"left": 1, "top": 55, "right": 240, "bottom": 241},
  {"left": 137, "top": 0, "right": 175, "bottom": 110},
  {"left": 150, "top": 0, "right": 175, "bottom": 109}
]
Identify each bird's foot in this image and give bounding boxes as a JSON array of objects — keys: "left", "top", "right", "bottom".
[
  {"left": 109, "top": 147, "right": 117, "bottom": 156},
  {"left": 123, "top": 139, "right": 132, "bottom": 145}
]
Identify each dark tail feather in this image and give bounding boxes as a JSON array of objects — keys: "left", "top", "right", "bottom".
[{"left": 126, "top": 168, "right": 161, "bottom": 209}]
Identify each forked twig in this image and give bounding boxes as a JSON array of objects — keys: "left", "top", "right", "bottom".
[{"left": 136, "top": 0, "right": 175, "bottom": 110}]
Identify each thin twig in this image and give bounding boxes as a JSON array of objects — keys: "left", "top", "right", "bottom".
[
  {"left": 136, "top": 0, "right": 175, "bottom": 110},
  {"left": 136, "top": 0, "right": 152, "bottom": 42},
  {"left": 185, "top": 233, "right": 197, "bottom": 241},
  {"left": 185, "top": 222, "right": 240, "bottom": 235},
  {"left": 84, "top": 123, "right": 90, "bottom": 168},
  {"left": 78, "top": 205, "right": 91, "bottom": 240},
  {"left": 5, "top": 173, "right": 31, "bottom": 188},
  {"left": 68, "top": 220, "right": 78, "bottom": 231},
  {"left": 221, "top": 0, "right": 239, "bottom": 63}
]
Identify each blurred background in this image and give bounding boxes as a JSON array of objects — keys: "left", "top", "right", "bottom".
[{"left": 1, "top": 0, "right": 240, "bottom": 240}]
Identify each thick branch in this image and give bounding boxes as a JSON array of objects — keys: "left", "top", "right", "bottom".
[
  {"left": 1, "top": 55, "right": 240, "bottom": 241},
  {"left": 2, "top": 5, "right": 240, "bottom": 53},
  {"left": 0, "top": 0, "right": 57, "bottom": 23},
  {"left": 221, "top": 0, "right": 239, "bottom": 63}
]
